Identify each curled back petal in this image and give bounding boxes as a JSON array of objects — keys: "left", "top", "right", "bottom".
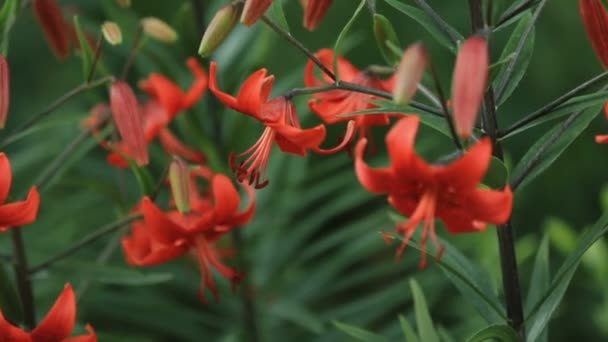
[
  {"left": 272, "top": 123, "right": 327, "bottom": 155},
  {"left": 139, "top": 74, "right": 185, "bottom": 119},
  {"left": 182, "top": 58, "right": 209, "bottom": 110},
  {"left": 30, "top": 284, "right": 77, "bottom": 341},
  {"left": 0, "top": 153, "right": 12, "bottom": 204},
  {"left": 386, "top": 115, "right": 420, "bottom": 172},
  {"left": 304, "top": 49, "right": 360, "bottom": 87},
  {"left": 209, "top": 62, "right": 239, "bottom": 109},
  {"left": 0, "top": 310, "right": 29, "bottom": 341},
  {"left": 211, "top": 174, "right": 241, "bottom": 224},
  {"left": 0, "top": 187, "right": 40, "bottom": 229},
  {"left": 141, "top": 197, "right": 188, "bottom": 244},
  {"left": 354, "top": 138, "right": 394, "bottom": 194},
  {"left": 436, "top": 137, "right": 492, "bottom": 190}
]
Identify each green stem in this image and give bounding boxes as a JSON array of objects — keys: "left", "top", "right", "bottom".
[
  {"left": 428, "top": 61, "right": 463, "bottom": 150},
  {"left": 495, "top": 0, "right": 539, "bottom": 30},
  {"left": 28, "top": 214, "right": 142, "bottom": 274},
  {"left": 10, "top": 228, "right": 35, "bottom": 329},
  {"left": 413, "top": 0, "right": 462, "bottom": 45}
]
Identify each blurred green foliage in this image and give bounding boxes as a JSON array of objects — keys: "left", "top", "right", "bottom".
[{"left": 0, "top": 0, "right": 607, "bottom": 341}]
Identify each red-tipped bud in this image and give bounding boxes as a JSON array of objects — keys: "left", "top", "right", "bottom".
[
  {"left": 169, "top": 156, "right": 191, "bottom": 214},
  {"left": 110, "top": 81, "right": 148, "bottom": 166},
  {"left": 393, "top": 42, "right": 428, "bottom": 106},
  {"left": 33, "top": 0, "right": 71, "bottom": 59},
  {"left": 199, "top": 2, "right": 242, "bottom": 57},
  {"left": 0, "top": 55, "right": 9, "bottom": 129},
  {"left": 302, "top": 0, "right": 333, "bottom": 31},
  {"left": 580, "top": 0, "right": 608, "bottom": 68},
  {"left": 241, "top": 0, "right": 272, "bottom": 26},
  {"left": 451, "top": 37, "right": 488, "bottom": 139}
]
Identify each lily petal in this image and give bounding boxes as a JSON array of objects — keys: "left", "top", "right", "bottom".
[
  {"left": 211, "top": 174, "right": 241, "bottom": 224},
  {"left": 141, "top": 197, "right": 188, "bottom": 244},
  {"left": 0, "top": 187, "right": 40, "bottom": 230},
  {"left": 30, "top": 284, "right": 77, "bottom": 341},
  {"left": 158, "top": 129, "right": 206, "bottom": 164},
  {"left": 436, "top": 137, "right": 492, "bottom": 189},
  {"left": 0, "top": 153, "right": 12, "bottom": 204},
  {"left": 0, "top": 310, "right": 29, "bottom": 342},
  {"left": 354, "top": 138, "right": 394, "bottom": 193}
]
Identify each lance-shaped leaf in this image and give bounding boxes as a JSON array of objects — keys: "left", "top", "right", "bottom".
[
  {"left": 373, "top": 14, "right": 401, "bottom": 66},
  {"left": 110, "top": 81, "right": 148, "bottom": 166}
]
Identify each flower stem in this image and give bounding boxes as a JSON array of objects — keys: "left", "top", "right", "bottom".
[
  {"left": 413, "top": 0, "right": 462, "bottom": 46},
  {"left": 121, "top": 25, "right": 144, "bottom": 81},
  {"left": 10, "top": 228, "right": 36, "bottom": 329},
  {"left": 261, "top": 15, "right": 336, "bottom": 82},
  {"left": 499, "top": 71, "right": 608, "bottom": 139},
  {"left": 28, "top": 214, "right": 142, "bottom": 274},
  {"left": 0, "top": 76, "right": 114, "bottom": 149},
  {"left": 428, "top": 61, "right": 463, "bottom": 150},
  {"left": 469, "top": 0, "right": 526, "bottom": 337},
  {"left": 495, "top": 0, "right": 539, "bottom": 30}
]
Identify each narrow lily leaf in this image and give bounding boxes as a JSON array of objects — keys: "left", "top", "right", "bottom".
[
  {"left": 527, "top": 211, "right": 608, "bottom": 342},
  {"left": 493, "top": 12, "right": 535, "bottom": 106},
  {"left": 384, "top": 0, "right": 459, "bottom": 53},
  {"left": 464, "top": 324, "right": 519, "bottom": 342},
  {"left": 271, "top": 301, "right": 325, "bottom": 334},
  {"left": 127, "top": 159, "right": 155, "bottom": 197},
  {"left": 333, "top": 0, "right": 366, "bottom": 81},
  {"left": 267, "top": 0, "right": 290, "bottom": 33},
  {"left": 333, "top": 321, "right": 388, "bottom": 342},
  {"left": 482, "top": 157, "right": 509, "bottom": 189},
  {"left": 399, "top": 315, "right": 420, "bottom": 342},
  {"left": 373, "top": 14, "right": 401, "bottom": 66},
  {"left": 495, "top": 0, "right": 537, "bottom": 31},
  {"left": 0, "top": 0, "right": 19, "bottom": 53},
  {"left": 510, "top": 104, "right": 602, "bottom": 190},
  {"left": 501, "top": 91, "right": 608, "bottom": 140},
  {"left": 525, "top": 235, "right": 550, "bottom": 342},
  {"left": 0, "top": 262, "right": 23, "bottom": 323},
  {"left": 410, "top": 279, "right": 440, "bottom": 342},
  {"left": 73, "top": 16, "right": 95, "bottom": 82},
  {"left": 56, "top": 262, "right": 174, "bottom": 286}
]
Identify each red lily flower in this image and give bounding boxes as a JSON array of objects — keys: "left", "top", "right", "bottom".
[
  {"left": 355, "top": 116, "right": 513, "bottom": 268},
  {"left": 305, "top": 49, "right": 396, "bottom": 144},
  {"left": 580, "top": 0, "right": 608, "bottom": 68},
  {"left": 0, "top": 284, "right": 97, "bottom": 342},
  {"left": 209, "top": 62, "right": 354, "bottom": 188},
  {"left": 0, "top": 54, "right": 9, "bottom": 129},
  {"left": 241, "top": 0, "right": 273, "bottom": 26},
  {"left": 0, "top": 153, "right": 40, "bottom": 232},
  {"left": 122, "top": 173, "right": 255, "bottom": 301},
  {"left": 302, "top": 0, "right": 333, "bottom": 31}
]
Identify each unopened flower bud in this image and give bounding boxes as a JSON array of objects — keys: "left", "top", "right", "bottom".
[
  {"left": 451, "top": 36, "right": 488, "bottom": 140},
  {"left": 101, "top": 21, "right": 122, "bottom": 45},
  {"left": 110, "top": 81, "right": 148, "bottom": 166},
  {"left": 241, "top": 0, "right": 272, "bottom": 26},
  {"left": 33, "top": 0, "right": 70, "bottom": 59},
  {"left": 303, "top": 0, "right": 333, "bottom": 31},
  {"left": 0, "top": 54, "right": 9, "bottom": 129},
  {"left": 169, "top": 157, "right": 191, "bottom": 214},
  {"left": 199, "top": 2, "right": 241, "bottom": 57},
  {"left": 141, "top": 17, "right": 178, "bottom": 43},
  {"left": 116, "top": 0, "right": 130, "bottom": 8},
  {"left": 393, "top": 42, "right": 428, "bottom": 106}
]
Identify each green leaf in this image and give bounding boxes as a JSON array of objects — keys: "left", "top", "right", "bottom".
[
  {"left": 0, "top": 262, "right": 23, "bottom": 323},
  {"left": 56, "top": 262, "right": 174, "bottom": 286},
  {"left": 410, "top": 279, "right": 440, "bottom": 342},
  {"left": 510, "top": 104, "right": 602, "bottom": 190},
  {"left": 333, "top": 321, "right": 388, "bottom": 342},
  {"left": 333, "top": 0, "right": 367, "bottom": 81},
  {"left": 271, "top": 301, "right": 325, "bottom": 334},
  {"left": 127, "top": 159, "right": 155, "bottom": 197},
  {"left": 73, "top": 16, "right": 96, "bottom": 82},
  {"left": 527, "top": 212, "right": 608, "bottom": 341},
  {"left": 525, "top": 235, "right": 550, "bottom": 342},
  {"left": 464, "top": 324, "right": 519, "bottom": 342},
  {"left": 482, "top": 157, "right": 509, "bottom": 189},
  {"left": 501, "top": 91, "right": 608, "bottom": 140},
  {"left": 268, "top": 0, "right": 290, "bottom": 33},
  {"left": 493, "top": 12, "right": 535, "bottom": 106},
  {"left": 0, "top": 0, "right": 18, "bottom": 53},
  {"left": 373, "top": 14, "right": 401, "bottom": 66},
  {"left": 384, "top": 0, "right": 458, "bottom": 53},
  {"left": 399, "top": 315, "right": 420, "bottom": 342}
]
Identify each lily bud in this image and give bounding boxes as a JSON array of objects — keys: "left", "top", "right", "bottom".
[
  {"left": 169, "top": 157, "right": 191, "bottom": 214},
  {"left": 101, "top": 21, "right": 123, "bottom": 45},
  {"left": 110, "top": 81, "right": 149, "bottom": 166},
  {"left": 33, "top": 0, "right": 70, "bottom": 59},
  {"left": 241, "top": 0, "right": 272, "bottom": 26},
  {"left": 0, "top": 54, "right": 9, "bottom": 129},
  {"left": 393, "top": 42, "right": 428, "bottom": 106},
  {"left": 199, "top": 2, "right": 241, "bottom": 57},
  {"left": 451, "top": 37, "right": 488, "bottom": 139},
  {"left": 141, "top": 17, "right": 178, "bottom": 43},
  {"left": 302, "top": 0, "right": 333, "bottom": 31},
  {"left": 580, "top": 0, "right": 608, "bottom": 68},
  {"left": 116, "top": 0, "right": 130, "bottom": 8}
]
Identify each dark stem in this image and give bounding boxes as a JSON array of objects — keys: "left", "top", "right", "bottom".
[
  {"left": 87, "top": 33, "right": 104, "bottom": 83},
  {"left": 0, "top": 76, "right": 114, "bottom": 148},
  {"left": 191, "top": 0, "right": 206, "bottom": 36},
  {"left": 10, "top": 228, "right": 35, "bottom": 329},
  {"left": 469, "top": 0, "right": 526, "bottom": 337},
  {"left": 28, "top": 214, "right": 142, "bottom": 274},
  {"left": 428, "top": 61, "right": 463, "bottom": 150},
  {"left": 261, "top": 16, "right": 336, "bottom": 82},
  {"left": 413, "top": 0, "right": 461, "bottom": 45},
  {"left": 495, "top": 0, "right": 538, "bottom": 29},
  {"left": 121, "top": 25, "right": 144, "bottom": 80},
  {"left": 499, "top": 71, "right": 608, "bottom": 138}
]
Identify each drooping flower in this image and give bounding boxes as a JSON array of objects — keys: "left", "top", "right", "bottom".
[
  {"left": 209, "top": 62, "right": 354, "bottom": 188},
  {"left": 0, "top": 54, "right": 9, "bottom": 129},
  {"left": 305, "top": 49, "right": 396, "bottom": 145},
  {"left": 122, "top": 172, "right": 255, "bottom": 301},
  {"left": 0, "top": 153, "right": 40, "bottom": 232},
  {"left": 580, "top": 0, "right": 608, "bottom": 68},
  {"left": 241, "top": 0, "right": 273, "bottom": 26},
  {"left": 355, "top": 116, "right": 512, "bottom": 268},
  {"left": 302, "top": 0, "right": 333, "bottom": 31},
  {"left": 0, "top": 284, "right": 97, "bottom": 342},
  {"left": 451, "top": 36, "right": 488, "bottom": 139}
]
